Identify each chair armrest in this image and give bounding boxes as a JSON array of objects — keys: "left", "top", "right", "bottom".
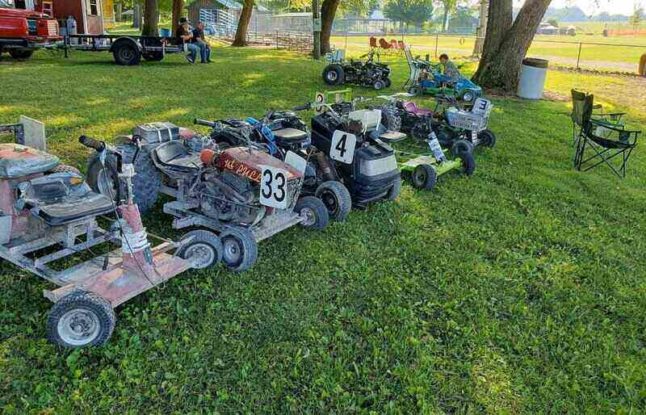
[{"left": 590, "top": 118, "right": 627, "bottom": 132}]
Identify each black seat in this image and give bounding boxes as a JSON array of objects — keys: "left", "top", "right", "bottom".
[
  {"left": 153, "top": 141, "right": 202, "bottom": 171},
  {"left": 38, "top": 192, "right": 114, "bottom": 226},
  {"left": 272, "top": 128, "right": 309, "bottom": 147}
]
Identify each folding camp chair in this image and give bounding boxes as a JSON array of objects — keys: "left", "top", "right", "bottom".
[
  {"left": 571, "top": 90, "right": 640, "bottom": 178},
  {"left": 571, "top": 90, "right": 625, "bottom": 145}
]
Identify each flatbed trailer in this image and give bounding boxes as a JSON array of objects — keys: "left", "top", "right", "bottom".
[{"left": 60, "top": 34, "right": 185, "bottom": 65}]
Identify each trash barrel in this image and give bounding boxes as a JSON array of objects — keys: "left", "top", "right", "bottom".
[{"left": 517, "top": 58, "right": 549, "bottom": 99}]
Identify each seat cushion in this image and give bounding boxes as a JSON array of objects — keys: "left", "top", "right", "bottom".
[
  {"left": 273, "top": 128, "right": 309, "bottom": 144},
  {"left": 0, "top": 143, "right": 59, "bottom": 179},
  {"left": 37, "top": 192, "right": 114, "bottom": 226},
  {"left": 153, "top": 141, "right": 202, "bottom": 171}
]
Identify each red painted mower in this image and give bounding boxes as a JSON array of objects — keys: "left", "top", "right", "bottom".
[{"left": 0, "top": 124, "right": 204, "bottom": 348}]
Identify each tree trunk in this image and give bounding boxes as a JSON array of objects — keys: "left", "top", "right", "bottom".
[
  {"left": 132, "top": 3, "right": 142, "bottom": 29},
  {"left": 232, "top": 0, "right": 254, "bottom": 47},
  {"left": 172, "top": 0, "right": 184, "bottom": 34},
  {"left": 442, "top": 8, "right": 449, "bottom": 32},
  {"left": 320, "top": 0, "right": 340, "bottom": 54},
  {"left": 141, "top": 0, "right": 159, "bottom": 36},
  {"left": 116, "top": 2, "right": 122, "bottom": 22},
  {"left": 473, "top": 0, "right": 488, "bottom": 55},
  {"left": 472, "top": 0, "right": 551, "bottom": 92}
]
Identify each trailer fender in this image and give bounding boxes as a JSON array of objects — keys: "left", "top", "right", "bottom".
[{"left": 110, "top": 37, "right": 142, "bottom": 66}]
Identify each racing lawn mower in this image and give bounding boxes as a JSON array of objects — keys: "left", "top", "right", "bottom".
[
  {"left": 194, "top": 108, "right": 353, "bottom": 222},
  {"left": 403, "top": 47, "right": 481, "bottom": 103},
  {"left": 0, "top": 121, "right": 203, "bottom": 348},
  {"left": 379, "top": 93, "right": 496, "bottom": 156},
  {"left": 86, "top": 122, "right": 329, "bottom": 273},
  {"left": 322, "top": 49, "right": 392, "bottom": 90},
  {"left": 308, "top": 90, "right": 402, "bottom": 206}
]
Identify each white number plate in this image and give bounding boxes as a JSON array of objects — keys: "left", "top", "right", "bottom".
[
  {"left": 472, "top": 98, "right": 492, "bottom": 116},
  {"left": 330, "top": 130, "right": 357, "bottom": 164},
  {"left": 259, "top": 165, "right": 289, "bottom": 209}
]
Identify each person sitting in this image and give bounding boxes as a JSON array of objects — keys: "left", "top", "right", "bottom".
[
  {"left": 438, "top": 53, "right": 461, "bottom": 84},
  {"left": 175, "top": 17, "right": 199, "bottom": 64},
  {"left": 192, "top": 21, "right": 212, "bottom": 64}
]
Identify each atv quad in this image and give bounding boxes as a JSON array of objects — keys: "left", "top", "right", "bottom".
[{"left": 86, "top": 122, "right": 329, "bottom": 272}]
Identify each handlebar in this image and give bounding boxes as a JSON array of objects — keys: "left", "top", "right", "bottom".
[
  {"left": 194, "top": 118, "right": 217, "bottom": 127},
  {"left": 78, "top": 135, "right": 106, "bottom": 152},
  {"left": 292, "top": 103, "right": 311, "bottom": 111}
]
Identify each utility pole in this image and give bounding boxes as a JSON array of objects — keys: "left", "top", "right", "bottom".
[
  {"left": 473, "top": 0, "right": 488, "bottom": 56},
  {"left": 313, "top": 0, "right": 321, "bottom": 59}
]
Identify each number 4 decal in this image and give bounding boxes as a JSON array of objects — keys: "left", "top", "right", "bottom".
[
  {"left": 330, "top": 130, "right": 357, "bottom": 164},
  {"left": 259, "top": 165, "right": 289, "bottom": 209}
]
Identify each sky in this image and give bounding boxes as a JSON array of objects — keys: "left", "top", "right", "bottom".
[{"left": 543, "top": 0, "right": 640, "bottom": 16}]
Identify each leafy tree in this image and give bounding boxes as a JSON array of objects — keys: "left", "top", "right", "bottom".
[
  {"left": 547, "top": 18, "right": 558, "bottom": 27},
  {"left": 384, "top": 0, "right": 434, "bottom": 28},
  {"left": 472, "top": 0, "right": 552, "bottom": 92},
  {"left": 440, "top": 0, "right": 457, "bottom": 31},
  {"left": 629, "top": 6, "right": 643, "bottom": 28},
  {"left": 233, "top": 0, "right": 254, "bottom": 46}
]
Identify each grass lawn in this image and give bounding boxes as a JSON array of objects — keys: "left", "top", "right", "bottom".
[{"left": 0, "top": 47, "right": 645, "bottom": 413}]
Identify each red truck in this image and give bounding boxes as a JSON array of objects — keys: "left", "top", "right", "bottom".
[{"left": 0, "top": 3, "right": 60, "bottom": 59}]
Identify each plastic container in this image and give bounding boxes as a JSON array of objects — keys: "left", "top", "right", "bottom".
[
  {"left": 517, "top": 57, "right": 548, "bottom": 100},
  {"left": 159, "top": 28, "right": 171, "bottom": 38}
]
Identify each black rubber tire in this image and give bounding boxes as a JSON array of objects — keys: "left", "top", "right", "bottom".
[
  {"left": 47, "top": 291, "right": 115, "bottom": 349},
  {"left": 384, "top": 78, "right": 392, "bottom": 88},
  {"left": 142, "top": 52, "right": 164, "bottom": 61},
  {"left": 178, "top": 230, "right": 223, "bottom": 269},
  {"left": 386, "top": 176, "right": 402, "bottom": 201},
  {"left": 295, "top": 196, "right": 329, "bottom": 230},
  {"left": 322, "top": 64, "right": 345, "bottom": 85},
  {"left": 86, "top": 144, "right": 161, "bottom": 213},
  {"left": 380, "top": 105, "right": 402, "bottom": 132},
  {"left": 373, "top": 80, "right": 385, "bottom": 90},
  {"left": 407, "top": 86, "right": 420, "bottom": 96},
  {"left": 451, "top": 139, "right": 474, "bottom": 157},
  {"left": 314, "top": 181, "right": 352, "bottom": 222},
  {"left": 477, "top": 129, "right": 496, "bottom": 148},
  {"left": 411, "top": 164, "right": 437, "bottom": 190},
  {"left": 9, "top": 49, "right": 33, "bottom": 59},
  {"left": 219, "top": 227, "right": 258, "bottom": 272},
  {"left": 113, "top": 43, "right": 141, "bottom": 66},
  {"left": 458, "top": 151, "right": 476, "bottom": 176},
  {"left": 49, "top": 164, "right": 82, "bottom": 176}
]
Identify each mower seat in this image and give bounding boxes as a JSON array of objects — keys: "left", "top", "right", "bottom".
[
  {"left": 403, "top": 101, "right": 432, "bottom": 117},
  {"left": 272, "top": 128, "right": 309, "bottom": 146},
  {"left": 153, "top": 141, "right": 202, "bottom": 171},
  {"left": 379, "top": 131, "right": 407, "bottom": 142},
  {"left": 37, "top": 192, "right": 114, "bottom": 226}
]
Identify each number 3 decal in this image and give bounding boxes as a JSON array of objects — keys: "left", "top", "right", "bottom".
[
  {"left": 260, "top": 165, "right": 289, "bottom": 209},
  {"left": 330, "top": 130, "right": 357, "bottom": 164}
]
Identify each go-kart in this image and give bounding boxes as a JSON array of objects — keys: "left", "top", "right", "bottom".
[
  {"left": 322, "top": 49, "right": 392, "bottom": 90},
  {"left": 0, "top": 119, "right": 203, "bottom": 348},
  {"left": 309, "top": 90, "right": 402, "bottom": 206},
  {"left": 403, "top": 47, "right": 481, "bottom": 103},
  {"left": 194, "top": 107, "right": 353, "bottom": 222},
  {"left": 86, "top": 122, "right": 329, "bottom": 273}
]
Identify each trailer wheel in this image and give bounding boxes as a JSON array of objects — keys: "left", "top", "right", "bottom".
[
  {"left": 178, "top": 230, "right": 223, "bottom": 269},
  {"left": 411, "top": 164, "right": 437, "bottom": 190},
  {"left": 220, "top": 228, "right": 258, "bottom": 272},
  {"left": 47, "top": 292, "right": 115, "bottom": 348},
  {"left": 295, "top": 196, "right": 329, "bottom": 230},
  {"left": 113, "top": 42, "right": 141, "bottom": 66},
  {"left": 143, "top": 52, "right": 164, "bottom": 62},
  {"left": 458, "top": 151, "right": 476, "bottom": 176},
  {"left": 386, "top": 176, "right": 402, "bottom": 201},
  {"left": 315, "top": 180, "right": 352, "bottom": 222},
  {"left": 9, "top": 49, "right": 33, "bottom": 60}
]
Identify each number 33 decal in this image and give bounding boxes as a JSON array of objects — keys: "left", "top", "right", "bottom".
[
  {"left": 330, "top": 130, "right": 357, "bottom": 164},
  {"left": 260, "top": 166, "right": 288, "bottom": 209}
]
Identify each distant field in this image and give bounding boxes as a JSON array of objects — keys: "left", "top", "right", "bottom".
[{"left": 330, "top": 21, "right": 646, "bottom": 74}]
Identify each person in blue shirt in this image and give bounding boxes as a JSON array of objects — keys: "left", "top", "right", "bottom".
[{"left": 192, "top": 21, "right": 212, "bottom": 64}]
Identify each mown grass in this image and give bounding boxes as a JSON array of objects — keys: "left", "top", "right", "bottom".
[{"left": 0, "top": 47, "right": 645, "bottom": 413}]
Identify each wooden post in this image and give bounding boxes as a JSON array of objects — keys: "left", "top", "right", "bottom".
[{"left": 576, "top": 42, "right": 582, "bottom": 70}]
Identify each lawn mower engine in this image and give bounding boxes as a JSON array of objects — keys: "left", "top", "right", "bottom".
[{"left": 310, "top": 111, "right": 400, "bottom": 207}]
